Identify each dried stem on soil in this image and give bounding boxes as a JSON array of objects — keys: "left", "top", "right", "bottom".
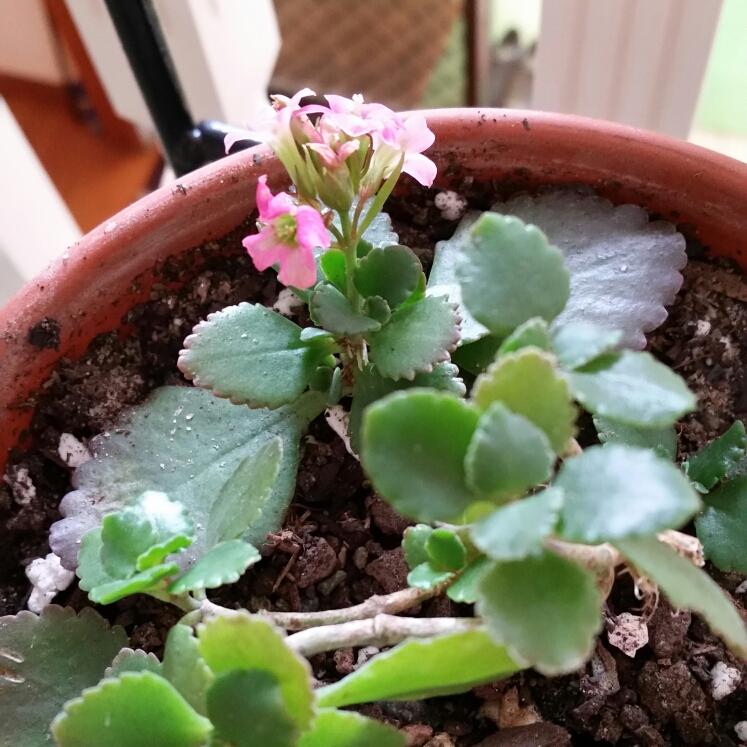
[{"left": 285, "top": 614, "right": 482, "bottom": 656}]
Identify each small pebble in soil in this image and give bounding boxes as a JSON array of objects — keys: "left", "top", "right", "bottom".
[
  {"left": 710, "top": 661, "right": 742, "bottom": 700},
  {"left": 735, "top": 721, "right": 747, "bottom": 742},
  {"left": 607, "top": 612, "right": 649, "bottom": 658},
  {"left": 57, "top": 433, "right": 92, "bottom": 469},
  {"left": 434, "top": 190, "right": 468, "bottom": 221},
  {"left": 25, "top": 552, "right": 74, "bottom": 612}
]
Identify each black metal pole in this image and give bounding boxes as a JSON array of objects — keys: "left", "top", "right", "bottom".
[{"left": 103, "top": 0, "right": 195, "bottom": 175}]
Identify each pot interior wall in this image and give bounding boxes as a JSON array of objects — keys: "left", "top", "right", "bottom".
[{"left": 2, "top": 109, "right": 746, "bottom": 474}]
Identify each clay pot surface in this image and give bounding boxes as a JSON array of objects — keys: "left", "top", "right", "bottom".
[{"left": 2, "top": 109, "right": 747, "bottom": 473}]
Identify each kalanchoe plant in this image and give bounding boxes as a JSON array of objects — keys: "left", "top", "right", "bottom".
[{"left": 5, "top": 90, "right": 747, "bottom": 746}]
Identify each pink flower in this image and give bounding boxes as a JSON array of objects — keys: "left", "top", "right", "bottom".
[
  {"left": 243, "top": 176, "right": 330, "bottom": 289},
  {"left": 324, "top": 94, "right": 399, "bottom": 137}
]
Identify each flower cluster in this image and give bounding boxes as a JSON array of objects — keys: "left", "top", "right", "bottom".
[{"left": 226, "top": 91, "right": 436, "bottom": 289}]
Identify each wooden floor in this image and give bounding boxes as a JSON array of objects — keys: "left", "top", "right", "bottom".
[{"left": 0, "top": 76, "right": 161, "bottom": 234}]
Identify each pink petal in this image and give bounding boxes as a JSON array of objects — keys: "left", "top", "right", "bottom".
[
  {"left": 265, "top": 191, "right": 296, "bottom": 220},
  {"left": 403, "top": 152, "right": 437, "bottom": 187},
  {"left": 243, "top": 229, "right": 286, "bottom": 271},
  {"left": 325, "top": 94, "right": 356, "bottom": 114},
  {"left": 290, "top": 87, "right": 317, "bottom": 107},
  {"left": 295, "top": 206, "right": 332, "bottom": 250},
  {"left": 255, "top": 176, "right": 272, "bottom": 218},
  {"left": 277, "top": 245, "right": 318, "bottom": 289},
  {"left": 400, "top": 115, "right": 435, "bottom": 154},
  {"left": 338, "top": 140, "right": 360, "bottom": 160},
  {"left": 224, "top": 130, "right": 254, "bottom": 154},
  {"left": 306, "top": 142, "right": 341, "bottom": 169}
]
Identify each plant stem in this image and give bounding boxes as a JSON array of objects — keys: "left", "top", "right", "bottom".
[
  {"left": 198, "top": 580, "right": 451, "bottom": 630},
  {"left": 357, "top": 159, "right": 403, "bottom": 239},
  {"left": 337, "top": 209, "right": 361, "bottom": 309},
  {"left": 286, "top": 614, "right": 481, "bottom": 657}
]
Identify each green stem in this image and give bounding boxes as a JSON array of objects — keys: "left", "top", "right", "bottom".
[
  {"left": 357, "top": 158, "right": 403, "bottom": 238},
  {"left": 337, "top": 208, "right": 361, "bottom": 309}
]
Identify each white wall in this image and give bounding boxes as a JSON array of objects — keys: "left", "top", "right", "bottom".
[{"left": 0, "top": 0, "right": 66, "bottom": 84}]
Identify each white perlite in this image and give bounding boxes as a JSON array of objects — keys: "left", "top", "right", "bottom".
[
  {"left": 58, "top": 433, "right": 92, "bottom": 469},
  {"left": 325, "top": 406, "right": 357, "bottom": 459},
  {"left": 434, "top": 190, "right": 468, "bottom": 221},
  {"left": 734, "top": 721, "right": 747, "bottom": 742},
  {"left": 25, "top": 553, "right": 75, "bottom": 613},
  {"left": 711, "top": 661, "right": 742, "bottom": 700},
  {"left": 608, "top": 613, "right": 649, "bottom": 658},
  {"left": 4, "top": 466, "right": 36, "bottom": 505},
  {"left": 273, "top": 288, "right": 304, "bottom": 317}
]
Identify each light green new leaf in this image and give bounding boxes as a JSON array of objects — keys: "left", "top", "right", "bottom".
[
  {"left": 471, "top": 487, "right": 564, "bottom": 561},
  {"left": 695, "top": 477, "right": 747, "bottom": 573},
  {"left": 317, "top": 628, "right": 522, "bottom": 707},
  {"left": 473, "top": 348, "right": 576, "bottom": 452},
  {"left": 403, "top": 524, "right": 434, "bottom": 570},
  {"left": 465, "top": 402, "right": 555, "bottom": 501},
  {"left": 52, "top": 387, "right": 325, "bottom": 570},
  {"left": 457, "top": 213, "right": 570, "bottom": 337},
  {"left": 0, "top": 606, "right": 126, "bottom": 747},
  {"left": 299, "top": 709, "right": 406, "bottom": 747},
  {"left": 207, "top": 669, "right": 298, "bottom": 747},
  {"left": 567, "top": 350, "right": 696, "bottom": 427},
  {"left": 685, "top": 421, "right": 747, "bottom": 491},
  {"left": 101, "top": 491, "right": 194, "bottom": 576},
  {"left": 551, "top": 322, "right": 622, "bottom": 370},
  {"left": 310, "top": 283, "right": 382, "bottom": 335},
  {"left": 206, "top": 436, "right": 282, "bottom": 547},
  {"left": 167, "top": 540, "right": 261, "bottom": 594},
  {"left": 89, "top": 562, "right": 180, "bottom": 605},
  {"left": 426, "top": 528, "right": 467, "bottom": 571},
  {"left": 354, "top": 245, "right": 423, "bottom": 309},
  {"left": 615, "top": 535, "right": 747, "bottom": 658},
  {"left": 197, "top": 613, "right": 314, "bottom": 731},
  {"left": 361, "top": 390, "right": 480, "bottom": 522},
  {"left": 162, "top": 625, "right": 214, "bottom": 717},
  {"left": 556, "top": 445, "right": 700, "bottom": 543},
  {"left": 368, "top": 295, "right": 460, "bottom": 380},
  {"left": 477, "top": 551, "right": 602, "bottom": 674},
  {"left": 349, "top": 362, "right": 465, "bottom": 454},
  {"left": 365, "top": 295, "right": 392, "bottom": 325},
  {"left": 178, "top": 303, "right": 334, "bottom": 408},
  {"left": 498, "top": 318, "right": 551, "bottom": 355},
  {"left": 447, "top": 556, "right": 492, "bottom": 603},
  {"left": 407, "top": 562, "right": 455, "bottom": 589},
  {"left": 52, "top": 672, "right": 211, "bottom": 747},
  {"left": 320, "top": 248, "right": 347, "bottom": 290},
  {"left": 105, "top": 648, "right": 162, "bottom": 679},
  {"left": 593, "top": 415, "right": 677, "bottom": 461}
]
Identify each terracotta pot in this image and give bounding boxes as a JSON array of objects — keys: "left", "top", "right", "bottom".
[{"left": 2, "top": 109, "right": 747, "bottom": 476}]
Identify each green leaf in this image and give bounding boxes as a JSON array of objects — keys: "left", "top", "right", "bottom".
[
  {"left": 473, "top": 348, "right": 576, "bottom": 452},
  {"left": 403, "top": 524, "right": 434, "bottom": 570},
  {"left": 0, "top": 606, "right": 126, "bottom": 747},
  {"left": 162, "top": 625, "right": 213, "bottom": 717},
  {"left": 77, "top": 528, "right": 110, "bottom": 591},
  {"left": 310, "top": 283, "right": 382, "bottom": 335},
  {"left": 333, "top": 202, "right": 399, "bottom": 250},
  {"left": 428, "top": 211, "right": 489, "bottom": 344},
  {"left": 52, "top": 672, "right": 211, "bottom": 747},
  {"left": 206, "top": 437, "right": 282, "bottom": 547},
  {"left": 178, "top": 303, "right": 334, "bottom": 408},
  {"left": 364, "top": 295, "right": 392, "bottom": 325},
  {"left": 451, "top": 334, "right": 503, "bottom": 375},
  {"left": 349, "top": 362, "right": 465, "bottom": 454},
  {"left": 471, "top": 487, "right": 564, "bottom": 560},
  {"left": 556, "top": 445, "right": 700, "bottom": 543},
  {"left": 594, "top": 415, "right": 677, "bottom": 461},
  {"left": 498, "top": 318, "right": 551, "bottom": 355},
  {"left": 407, "top": 562, "right": 455, "bottom": 589},
  {"left": 465, "top": 402, "right": 555, "bottom": 501},
  {"left": 401, "top": 270, "right": 427, "bottom": 308},
  {"left": 447, "top": 556, "right": 491, "bottom": 603},
  {"left": 299, "top": 709, "right": 406, "bottom": 747},
  {"left": 477, "top": 551, "right": 602, "bottom": 674},
  {"left": 361, "top": 390, "right": 480, "bottom": 522},
  {"left": 197, "top": 612, "right": 314, "bottom": 731},
  {"left": 615, "top": 535, "right": 747, "bottom": 658},
  {"left": 354, "top": 245, "right": 422, "bottom": 309},
  {"left": 320, "top": 248, "right": 347, "bottom": 289},
  {"left": 52, "top": 387, "right": 325, "bottom": 570},
  {"left": 207, "top": 669, "right": 298, "bottom": 747},
  {"left": 89, "top": 562, "right": 180, "bottom": 605},
  {"left": 317, "top": 628, "right": 522, "bottom": 707},
  {"left": 426, "top": 528, "right": 467, "bottom": 571},
  {"left": 368, "top": 295, "right": 460, "bottom": 380},
  {"left": 567, "top": 350, "right": 696, "bottom": 427},
  {"left": 551, "top": 322, "right": 622, "bottom": 370},
  {"left": 695, "top": 476, "right": 747, "bottom": 572},
  {"left": 101, "top": 491, "right": 194, "bottom": 576},
  {"left": 457, "top": 212, "right": 570, "bottom": 337},
  {"left": 685, "top": 421, "right": 747, "bottom": 491},
  {"left": 167, "top": 540, "right": 260, "bottom": 594},
  {"left": 105, "top": 648, "right": 162, "bottom": 678}
]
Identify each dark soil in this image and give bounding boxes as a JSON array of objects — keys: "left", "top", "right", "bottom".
[{"left": 3, "top": 181, "right": 747, "bottom": 747}]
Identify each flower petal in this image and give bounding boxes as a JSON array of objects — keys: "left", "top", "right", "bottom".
[
  {"left": 277, "top": 245, "right": 318, "bottom": 289},
  {"left": 224, "top": 130, "right": 254, "bottom": 154},
  {"left": 403, "top": 152, "right": 437, "bottom": 187},
  {"left": 242, "top": 229, "right": 286, "bottom": 271},
  {"left": 400, "top": 115, "right": 435, "bottom": 154},
  {"left": 295, "top": 206, "right": 331, "bottom": 250}
]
